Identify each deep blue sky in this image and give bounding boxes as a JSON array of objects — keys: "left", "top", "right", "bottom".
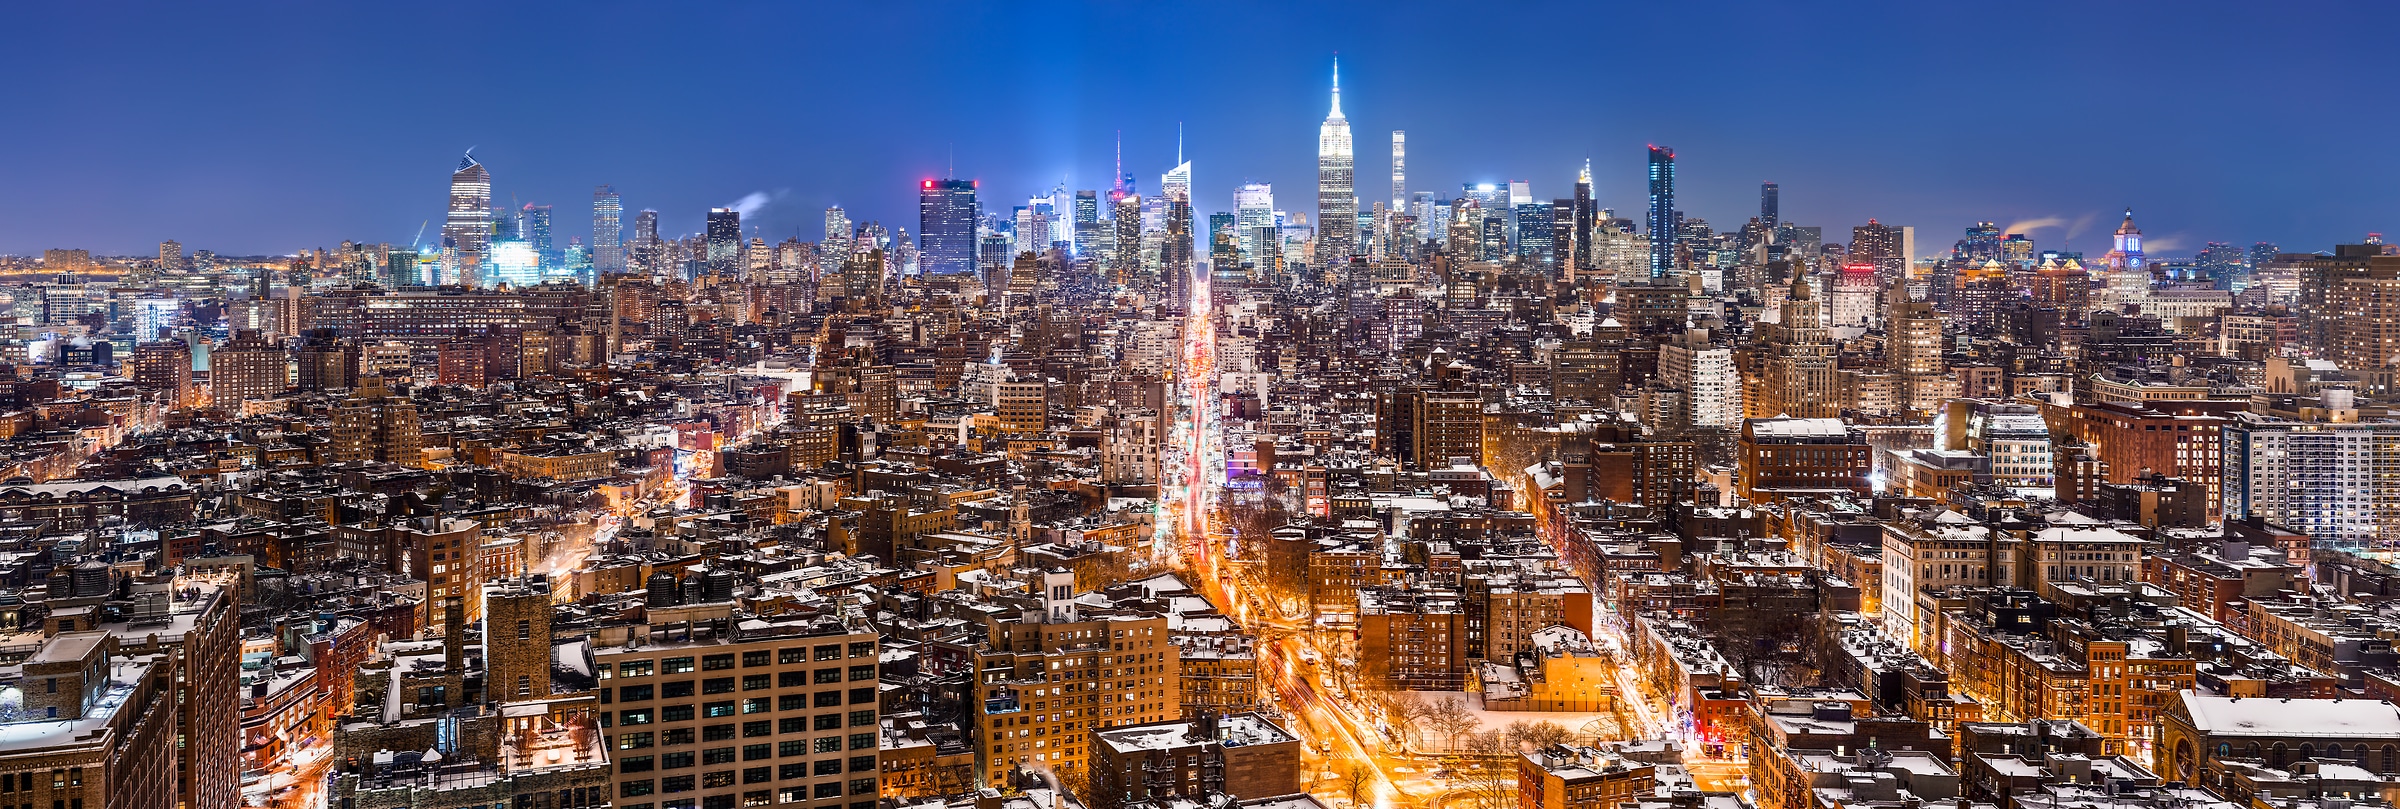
[{"left": 4, "top": 1, "right": 2395, "bottom": 259}]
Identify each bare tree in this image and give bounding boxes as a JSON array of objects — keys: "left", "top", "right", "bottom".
[
  {"left": 1365, "top": 690, "right": 1428, "bottom": 747},
  {"left": 1459, "top": 729, "right": 1517, "bottom": 809},
  {"left": 1425, "top": 694, "right": 1482, "bottom": 752},
  {"left": 1503, "top": 720, "right": 1536, "bottom": 751},
  {"left": 1516, "top": 720, "right": 1573, "bottom": 750},
  {"left": 1343, "top": 760, "right": 1374, "bottom": 808}
]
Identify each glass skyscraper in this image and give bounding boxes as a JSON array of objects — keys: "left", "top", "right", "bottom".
[
  {"left": 917, "top": 179, "right": 979, "bottom": 275},
  {"left": 592, "top": 185, "right": 623, "bottom": 274},
  {"left": 1647, "top": 145, "right": 1676, "bottom": 278},
  {"left": 519, "top": 203, "right": 554, "bottom": 266},
  {"left": 442, "top": 152, "right": 491, "bottom": 285},
  {"left": 705, "top": 207, "right": 742, "bottom": 278}
]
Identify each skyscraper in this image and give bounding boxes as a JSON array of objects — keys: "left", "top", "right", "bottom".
[
  {"left": 822, "top": 206, "right": 851, "bottom": 277},
  {"left": 1163, "top": 194, "right": 1193, "bottom": 300},
  {"left": 442, "top": 151, "right": 492, "bottom": 285},
  {"left": 1516, "top": 199, "right": 1554, "bottom": 265},
  {"left": 1391, "top": 130, "right": 1406, "bottom": 208},
  {"left": 2104, "top": 208, "right": 2144, "bottom": 270},
  {"left": 158, "top": 239, "right": 182, "bottom": 275},
  {"left": 2249, "top": 241, "right": 2281, "bottom": 271},
  {"left": 591, "top": 185, "right": 623, "bottom": 274},
  {"left": 705, "top": 207, "right": 742, "bottom": 277},
  {"left": 1573, "top": 162, "right": 1595, "bottom": 271},
  {"left": 1160, "top": 161, "right": 1193, "bottom": 268},
  {"left": 1161, "top": 162, "right": 1192, "bottom": 205},
  {"left": 1072, "top": 189, "right": 1101, "bottom": 260},
  {"left": 1506, "top": 180, "right": 1532, "bottom": 251},
  {"left": 1851, "top": 220, "right": 1902, "bottom": 277},
  {"left": 1646, "top": 146, "right": 1675, "bottom": 278},
  {"left": 917, "top": 179, "right": 979, "bottom": 275},
  {"left": 1112, "top": 194, "right": 1143, "bottom": 278},
  {"left": 519, "top": 203, "right": 554, "bottom": 266},
  {"left": 1316, "top": 58, "right": 1356, "bottom": 266},
  {"left": 1235, "top": 183, "right": 1275, "bottom": 261},
  {"left": 1761, "top": 182, "right": 1779, "bottom": 230}
]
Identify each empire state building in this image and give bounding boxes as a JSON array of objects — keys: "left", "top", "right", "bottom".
[{"left": 1316, "top": 58, "right": 1356, "bottom": 265}]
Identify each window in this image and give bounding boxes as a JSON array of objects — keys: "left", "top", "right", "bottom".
[
  {"left": 813, "top": 784, "right": 841, "bottom": 799},
  {"left": 743, "top": 744, "right": 772, "bottom": 761},
  {"left": 778, "top": 695, "right": 807, "bottom": 711},
  {"left": 517, "top": 675, "right": 531, "bottom": 697},
  {"left": 742, "top": 675, "right": 771, "bottom": 691},
  {"left": 619, "top": 684, "right": 655, "bottom": 702},
  {"left": 703, "top": 654, "right": 736, "bottom": 671},
  {"left": 742, "top": 767, "right": 772, "bottom": 784},
  {"left": 702, "top": 772, "right": 737, "bottom": 790},
  {"left": 664, "top": 705, "right": 695, "bottom": 722},
  {"left": 703, "top": 702, "right": 736, "bottom": 718},
  {"left": 814, "top": 692, "right": 841, "bottom": 708},
  {"left": 848, "top": 778, "right": 875, "bottom": 795},
  {"left": 813, "top": 737, "right": 841, "bottom": 754},
  {"left": 814, "top": 645, "right": 841, "bottom": 661},
  {"left": 703, "top": 748, "right": 736, "bottom": 766},
  {"left": 777, "top": 672, "right": 805, "bottom": 688},
  {"left": 621, "top": 781, "right": 655, "bottom": 797},
  {"left": 741, "top": 650, "right": 771, "bottom": 668},
  {"left": 664, "top": 681, "right": 696, "bottom": 698},
  {"left": 620, "top": 709, "right": 654, "bottom": 725},
  {"left": 848, "top": 665, "right": 874, "bottom": 682},
  {"left": 663, "top": 752, "right": 696, "bottom": 769},
  {"left": 621, "top": 756, "right": 655, "bottom": 773},
  {"left": 813, "top": 760, "right": 842, "bottom": 776},
  {"left": 619, "top": 660, "right": 655, "bottom": 677},
  {"left": 848, "top": 756, "right": 875, "bottom": 773},
  {"left": 703, "top": 795, "right": 734, "bottom": 809},
  {"left": 776, "top": 789, "right": 806, "bottom": 804},
  {"left": 778, "top": 717, "right": 806, "bottom": 734},
  {"left": 849, "top": 688, "right": 874, "bottom": 704},
  {"left": 619, "top": 732, "right": 654, "bottom": 750},
  {"left": 814, "top": 715, "right": 841, "bottom": 731},
  {"left": 778, "top": 648, "right": 806, "bottom": 665},
  {"left": 703, "top": 725, "right": 736, "bottom": 742},
  {"left": 661, "top": 775, "right": 695, "bottom": 793},
  {"left": 778, "top": 740, "right": 805, "bottom": 757},
  {"left": 703, "top": 678, "right": 736, "bottom": 695},
  {"left": 743, "top": 698, "right": 770, "bottom": 714},
  {"left": 517, "top": 620, "right": 531, "bottom": 640},
  {"left": 663, "top": 657, "right": 696, "bottom": 674},
  {"left": 742, "top": 791, "right": 771, "bottom": 808},
  {"left": 849, "top": 711, "right": 874, "bottom": 728},
  {"left": 814, "top": 668, "right": 842, "bottom": 685},
  {"left": 742, "top": 721, "right": 773, "bottom": 738},
  {"left": 664, "top": 728, "right": 696, "bottom": 746},
  {"left": 779, "top": 763, "right": 807, "bottom": 780},
  {"left": 848, "top": 642, "right": 874, "bottom": 658},
  {"left": 849, "top": 733, "right": 874, "bottom": 750}
]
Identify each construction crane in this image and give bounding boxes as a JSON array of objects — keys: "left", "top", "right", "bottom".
[{"left": 410, "top": 220, "right": 428, "bottom": 251}]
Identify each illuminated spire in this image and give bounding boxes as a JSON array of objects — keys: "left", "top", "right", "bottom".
[
  {"left": 1329, "top": 56, "right": 1343, "bottom": 119},
  {"left": 1579, "top": 158, "right": 1592, "bottom": 185}
]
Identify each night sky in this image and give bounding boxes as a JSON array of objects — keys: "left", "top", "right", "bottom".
[{"left": 5, "top": 1, "right": 2395, "bottom": 259}]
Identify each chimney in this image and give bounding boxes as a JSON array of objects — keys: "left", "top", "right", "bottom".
[{"left": 443, "top": 595, "right": 465, "bottom": 690}]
